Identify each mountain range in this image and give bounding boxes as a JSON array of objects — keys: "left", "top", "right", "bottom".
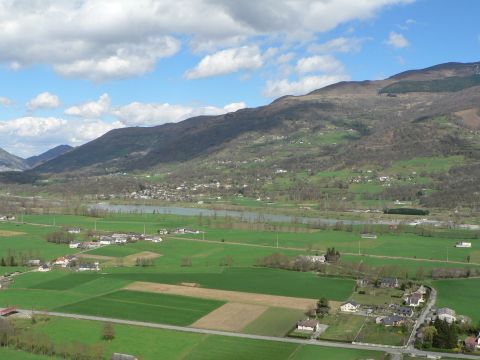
[
  {"left": 2, "top": 61, "right": 480, "bottom": 209},
  {"left": 0, "top": 145, "right": 73, "bottom": 172},
  {"left": 31, "top": 61, "right": 480, "bottom": 172}
]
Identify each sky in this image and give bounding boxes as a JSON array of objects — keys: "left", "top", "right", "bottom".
[{"left": 0, "top": 0, "right": 479, "bottom": 158}]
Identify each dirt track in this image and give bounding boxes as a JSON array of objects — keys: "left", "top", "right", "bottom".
[
  {"left": 0, "top": 230, "right": 25, "bottom": 237},
  {"left": 192, "top": 302, "right": 267, "bottom": 331},
  {"left": 125, "top": 281, "right": 321, "bottom": 311}
]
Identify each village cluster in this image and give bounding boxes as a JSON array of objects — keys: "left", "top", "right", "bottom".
[{"left": 29, "top": 226, "right": 203, "bottom": 273}]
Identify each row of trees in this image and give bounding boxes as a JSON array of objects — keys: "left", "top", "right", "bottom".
[{"left": 45, "top": 230, "right": 75, "bottom": 244}]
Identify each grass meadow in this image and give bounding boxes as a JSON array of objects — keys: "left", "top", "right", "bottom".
[
  {"left": 433, "top": 278, "right": 480, "bottom": 322},
  {"left": 242, "top": 307, "right": 305, "bottom": 336},
  {"left": 27, "top": 317, "right": 385, "bottom": 360}
]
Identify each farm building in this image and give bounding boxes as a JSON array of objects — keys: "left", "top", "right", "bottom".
[
  {"left": 78, "top": 262, "right": 100, "bottom": 271},
  {"left": 110, "top": 354, "right": 138, "bottom": 360},
  {"left": 455, "top": 242, "right": 472, "bottom": 248},
  {"left": 437, "top": 308, "right": 457, "bottom": 323},
  {"left": 340, "top": 300, "right": 360, "bottom": 313},
  {"left": 69, "top": 242, "right": 81, "bottom": 248},
  {"left": 27, "top": 259, "right": 41, "bottom": 267},
  {"left": 296, "top": 319, "right": 320, "bottom": 332},
  {"left": 298, "top": 255, "right": 325, "bottom": 263},
  {"left": 144, "top": 235, "right": 163, "bottom": 243},
  {"left": 361, "top": 233, "right": 377, "bottom": 239},
  {"left": 67, "top": 227, "right": 81, "bottom": 234},
  {"left": 379, "top": 277, "right": 399, "bottom": 288}
]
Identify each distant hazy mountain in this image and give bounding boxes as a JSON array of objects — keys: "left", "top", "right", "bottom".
[
  {"left": 34, "top": 61, "right": 480, "bottom": 175},
  {"left": 0, "top": 147, "right": 29, "bottom": 172},
  {"left": 26, "top": 145, "right": 73, "bottom": 168}
]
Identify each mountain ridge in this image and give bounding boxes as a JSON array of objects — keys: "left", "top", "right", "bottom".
[{"left": 29, "top": 60, "right": 480, "bottom": 179}]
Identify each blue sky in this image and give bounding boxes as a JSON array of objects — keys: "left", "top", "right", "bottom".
[{"left": 0, "top": 0, "right": 479, "bottom": 157}]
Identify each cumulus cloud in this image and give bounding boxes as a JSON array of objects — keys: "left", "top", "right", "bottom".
[
  {"left": 65, "top": 94, "right": 111, "bottom": 118},
  {"left": 112, "top": 101, "right": 247, "bottom": 126},
  {"left": 26, "top": 92, "right": 61, "bottom": 111},
  {"left": 296, "top": 55, "right": 345, "bottom": 75},
  {"left": 0, "top": 116, "right": 122, "bottom": 157},
  {"left": 386, "top": 31, "right": 409, "bottom": 48},
  {"left": 0, "top": 1, "right": 412, "bottom": 81},
  {"left": 308, "top": 37, "right": 366, "bottom": 53},
  {"left": 185, "top": 46, "right": 263, "bottom": 79},
  {"left": 263, "top": 74, "right": 349, "bottom": 98},
  {"left": 0, "top": 96, "right": 12, "bottom": 107}
]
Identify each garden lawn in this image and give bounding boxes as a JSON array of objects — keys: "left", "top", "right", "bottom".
[
  {"left": 319, "top": 314, "right": 365, "bottom": 342},
  {"left": 54, "top": 290, "right": 225, "bottom": 326}
]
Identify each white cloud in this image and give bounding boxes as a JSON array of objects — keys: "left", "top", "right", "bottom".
[
  {"left": 276, "top": 52, "right": 295, "bottom": 64},
  {"left": 112, "top": 101, "right": 247, "bottom": 126},
  {"left": 26, "top": 92, "right": 61, "bottom": 111},
  {"left": 0, "top": 1, "right": 412, "bottom": 81},
  {"left": 65, "top": 94, "right": 111, "bottom": 118},
  {"left": 263, "top": 74, "right": 349, "bottom": 98},
  {"left": 386, "top": 31, "right": 409, "bottom": 48},
  {"left": 0, "top": 96, "right": 12, "bottom": 107},
  {"left": 0, "top": 116, "right": 122, "bottom": 157},
  {"left": 185, "top": 46, "right": 263, "bottom": 79},
  {"left": 308, "top": 37, "right": 366, "bottom": 53},
  {"left": 296, "top": 55, "right": 345, "bottom": 75}
]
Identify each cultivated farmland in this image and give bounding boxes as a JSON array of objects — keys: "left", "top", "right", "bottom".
[{"left": 54, "top": 290, "right": 224, "bottom": 326}]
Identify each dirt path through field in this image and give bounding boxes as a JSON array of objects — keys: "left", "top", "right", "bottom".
[
  {"left": 192, "top": 302, "right": 267, "bottom": 331},
  {"left": 0, "top": 230, "right": 26, "bottom": 236},
  {"left": 77, "top": 254, "right": 115, "bottom": 260},
  {"left": 125, "top": 281, "right": 320, "bottom": 311}
]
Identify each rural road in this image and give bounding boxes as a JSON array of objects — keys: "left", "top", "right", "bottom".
[
  {"left": 19, "top": 309, "right": 480, "bottom": 359},
  {"left": 406, "top": 286, "right": 437, "bottom": 349}
]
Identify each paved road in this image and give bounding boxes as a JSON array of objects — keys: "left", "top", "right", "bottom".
[
  {"left": 407, "top": 286, "right": 437, "bottom": 349},
  {"left": 19, "top": 309, "right": 480, "bottom": 359}
]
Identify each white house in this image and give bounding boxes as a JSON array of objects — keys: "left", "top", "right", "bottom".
[
  {"left": 340, "top": 300, "right": 360, "bottom": 313},
  {"left": 455, "top": 242, "right": 472, "bottom": 248},
  {"left": 437, "top": 308, "right": 457, "bottom": 323},
  {"left": 144, "top": 236, "right": 163, "bottom": 243},
  {"left": 300, "top": 255, "right": 326, "bottom": 263},
  {"left": 37, "top": 264, "right": 50, "bottom": 272},
  {"left": 54, "top": 257, "right": 70, "bottom": 267},
  {"left": 69, "top": 242, "right": 81, "bottom": 249},
  {"left": 296, "top": 319, "right": 320, "bottom": 332}
]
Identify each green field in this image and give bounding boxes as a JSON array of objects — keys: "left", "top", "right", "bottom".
[
  {"left": 319, "top": 314, "right": 365, "bottom": 342},
  {"left": 243, "top": 307, "right": 305, "bottom": 336},
  {"left": 433, "top": 278, "right": 480, "bottom": 322},
  {"left": 23, "top": 317, "right": 385, "bottom": 360},
  {"left": 356, "top": 320, "right": 409, "bottom": 346},
  {"left": 0, "top": 348, "right": 52, "bottom": 359},
  {"left": 54, "top": 290, "right": 224, "bottom": 326}
]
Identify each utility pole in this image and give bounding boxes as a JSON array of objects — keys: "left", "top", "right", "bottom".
[
  {"left": 53, "top": 216, "right": 56, "bottom": 227},
  {"left": 276, "top": 232, "right": 279, "bottom": 249},
  {"left": 447, "top": 247, "right": 449, "bottom": 262},
  {"left": 143, "top": 223, "right": 146, "bottom": 235},
  {"left": 94, "top": 220, "right": 97, "bottom": 231}
]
